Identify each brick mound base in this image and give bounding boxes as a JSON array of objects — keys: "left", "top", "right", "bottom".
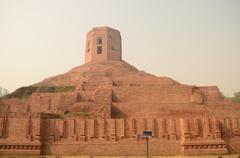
[{"left": 0, "top": 61, "right": 240, "bottom": 156}]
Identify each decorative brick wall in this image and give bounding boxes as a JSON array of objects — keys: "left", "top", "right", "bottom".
[{"left": 0, "top": 113, "right": 239, "bottom": 155}]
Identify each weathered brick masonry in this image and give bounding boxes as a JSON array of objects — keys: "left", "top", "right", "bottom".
[
  {"left": 0, "top": 114, "right": 239, "bottom": 155},
  {"left": 0, "top": 26, "right": 239, "bottom": 156}
]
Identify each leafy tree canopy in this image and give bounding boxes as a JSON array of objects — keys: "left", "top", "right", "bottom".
[
  {"left": 225, "top": 91, "right": 240, "bottom": 103},
  {"left": 231, "top": 91, "right": 240, "bottom": 103},
  {"left": 0, "top": 87, "right": 9, "bottom": 97}
]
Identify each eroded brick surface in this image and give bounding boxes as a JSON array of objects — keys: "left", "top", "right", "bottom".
[{"left": 0, "top": 27, "right": 240, "bottom": 156}]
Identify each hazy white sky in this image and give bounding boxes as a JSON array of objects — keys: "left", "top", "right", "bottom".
[{"left": 0, "top": 0, "right": 240, "bottom": 96}]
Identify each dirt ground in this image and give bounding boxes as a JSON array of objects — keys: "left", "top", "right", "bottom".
[{"left": 0, "top": 155, "right": 239, "bottom": 158}]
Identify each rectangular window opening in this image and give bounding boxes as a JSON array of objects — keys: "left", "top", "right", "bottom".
[{"left": 97, "top": 46, "right": 102, "bottom": 54}]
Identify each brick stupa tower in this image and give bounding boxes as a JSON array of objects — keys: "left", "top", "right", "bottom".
[
  {"left": 85, "top": 26, "right": 122, "bottom": 63},
  {"left": 0, "top": 26, "right": 240, "bottom": 156}
]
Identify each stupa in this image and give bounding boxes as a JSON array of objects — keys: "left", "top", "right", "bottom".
[{"left": 0, "top": 26, "right": 239, "bottom": 156}]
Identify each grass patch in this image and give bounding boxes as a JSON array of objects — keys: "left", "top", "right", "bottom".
[
  {"left": 2, "top": 86, "right": 38, "bottom": 99},
  {"left": 62, "top": 111, "right": 90, "bottom": 118},
  {"left": 229, "top": 97, "right": 240, "bottom": 103},
  {"left": 37, "top": 86, "right": 75, "bottom": 93},
  {"left": 3, "top": 86, "right": 75, "bottom": 99}
]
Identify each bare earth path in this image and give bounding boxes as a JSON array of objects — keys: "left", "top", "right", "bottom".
[{"left": 0, "top": 155, "right": 239, "bottom": 158}]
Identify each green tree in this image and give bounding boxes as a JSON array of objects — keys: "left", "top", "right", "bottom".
[
  {"left": 231, "top": 91, "right": 240, "bottom": 103},
  {"left": 0, "top": 87, "right": 9, "bottom": 97},
  {"left": 232, "top": 91, "right": 240, "bottom": 103}
]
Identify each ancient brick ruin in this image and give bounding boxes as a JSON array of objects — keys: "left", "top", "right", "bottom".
[{"left": 0, "top": 26, "right": 239, "bottom": 156}]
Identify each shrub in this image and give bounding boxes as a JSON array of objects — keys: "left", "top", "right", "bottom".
[{"left": 3, "top": 86, "right": 75, "bottom": 99}]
